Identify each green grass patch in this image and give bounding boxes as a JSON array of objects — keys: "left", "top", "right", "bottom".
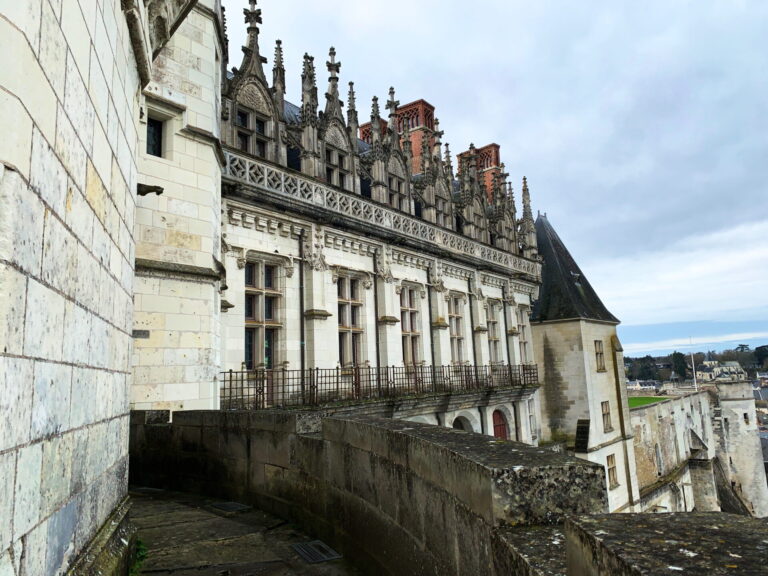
[
  {"left": 129, "top": 539, "right": 148, "bottom": 576},
  {"left": 628, "top": 396, "right": 668, "bottom": 408}
]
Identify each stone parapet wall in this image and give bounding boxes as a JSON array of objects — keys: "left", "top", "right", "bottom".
[
  {"left": 130, "top": 410, "right": 607, "bottom": 575},
  {"left": 566, "top": 513, "right": 768, "bottom": 576}
]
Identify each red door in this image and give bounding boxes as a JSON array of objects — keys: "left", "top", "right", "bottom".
[{"left": 492, "top": 410, "right": 509, "bottom": 440}]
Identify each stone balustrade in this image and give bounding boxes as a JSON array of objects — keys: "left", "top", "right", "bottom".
[{"left": 223, "top": 150, "right": 541, "bottom": 281}]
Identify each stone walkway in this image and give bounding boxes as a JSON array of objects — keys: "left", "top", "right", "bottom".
[{"left": 130, "top": 488, "right": 360, "bottom": 575}]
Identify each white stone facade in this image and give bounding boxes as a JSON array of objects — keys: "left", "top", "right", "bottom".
[{"left": 131, "top": 0, "right": 226, "bottom": 411}]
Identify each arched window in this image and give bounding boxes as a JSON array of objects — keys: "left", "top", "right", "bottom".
[{"left": 492, "top": 410, "right": 509, "bottom": 440}]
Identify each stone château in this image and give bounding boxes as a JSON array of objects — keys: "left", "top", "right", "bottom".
[{"left": 1, "top": 0, "right": 766, "bottom": 574}]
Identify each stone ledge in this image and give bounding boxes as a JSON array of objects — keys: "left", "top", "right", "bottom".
[
  {"left": 65, "top": 497, "right": 135, "bottom": 576},
  {"left": 566, "top": 513, "right": 768, "bottom": 576}
]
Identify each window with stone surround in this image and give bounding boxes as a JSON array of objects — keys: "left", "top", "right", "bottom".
[
  {"left": 487, "top": 300, "right": 502, "bottom": 364},
  {"left": 528, "top": 398, "right": 537, "bottom": 440},
  {"left": 448, "top": 294, "right": 465, "bottom": 364},
  {"left": 436, "top": 197, "right": 452, "bottom": 228},
  {"left": 607, "top": 454, "right": 619, "bottom": 488},
  {"left": 388, "top": 175, "right": 406, "bottom": 211},
  {"left": 144, "top": 99, "right": 177, "bottom": 159},
  {"left": 235, "top": 106, "right": 268, "bottom": 159},
  {"left": 517, "top": 306, "right": 531, "bottom": 363},
  {"left": 146, "top": 118, "right": 164, "bottom": 157},
  {"left": 325, "top": 145, "right": 351, "bottom": 191},
  {"left": 595, "top": 340, "right": 606, "bottom": 371},
  {"left": 400, "top": 285, "right": 422, "bottom": 366},
  {"left": 244, "top": 261, "right": 282, "bottom": 369},
  {"left": 337, "top": 274, "right": 364, "bottom": 367},
  {"left": 602, "top": 401, "right": 613, "bottom": 432}
]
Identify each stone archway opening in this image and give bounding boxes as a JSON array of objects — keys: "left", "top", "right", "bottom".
[{"left": 453, "top": 416, "right": 473, "bottom": 432}]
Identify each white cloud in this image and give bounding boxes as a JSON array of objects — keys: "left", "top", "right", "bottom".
[
  {"left": 623, "top": 332, "right": 768, "bottom": 355},
  {"left": 587, "top": 219, "right": 768, "bottom": 326}
]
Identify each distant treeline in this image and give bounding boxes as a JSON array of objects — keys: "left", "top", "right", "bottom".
[{"left": 625, "top": 345, "right": 768, "bottom": 381}]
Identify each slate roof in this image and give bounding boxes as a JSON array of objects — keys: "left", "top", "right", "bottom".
[{"left": 532, "top": 214, "right": 619, "bottom": 324}]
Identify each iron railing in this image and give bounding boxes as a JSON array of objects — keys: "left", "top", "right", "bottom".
[{"left": 219, "top": 363, "right": 538, "bottom": 410}]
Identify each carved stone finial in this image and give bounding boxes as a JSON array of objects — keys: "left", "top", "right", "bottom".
[
  {"left": 522, "top": 176, "right": 533, "bottom": 219},
  {"left": 386, "top": 87, "right": 400, "bottom": 118},
  {"left": 274, "top": 39, "right": 284, "bottom": 69},
  {"left": 244, "top": 0, "right": 262, "bottom": 28},
  {"left": 347, "top": 81, "right": 358, "bottom": 131},
  {"left": 371, "top": 96, "right": 380, "bottom": 120},
  {"left": 327, "top": 46, "right": 340, "bottom": 79}
]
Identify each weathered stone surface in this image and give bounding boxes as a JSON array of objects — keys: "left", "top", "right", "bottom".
[
  {"left": 130, "top": 490, "right": 357, "bottom": 575},
  {"left": 566, "top": 513, "right": 768, "bottom": 576},
  {"left": 130, "top": 410, "right": 607, "bottom": 575}
]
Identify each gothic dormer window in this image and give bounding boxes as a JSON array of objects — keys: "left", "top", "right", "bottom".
[
  {"left": 388, "top": 175, "right": 406, "bottom": 211},
  {"left": 234, "top": 105, "right": 269, "bottom": 159},
  {"left": 325, "top": 145, "right": 351, "bottom": 191}
]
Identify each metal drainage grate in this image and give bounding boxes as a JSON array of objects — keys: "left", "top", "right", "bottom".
[
  {"left": 210, "top": 501, "right": 252, "bottom": 513},
  {"left": 292, "top": 540, "right": 343, "bottom": 564}
]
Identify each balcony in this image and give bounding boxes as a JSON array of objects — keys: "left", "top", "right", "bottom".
[
  {"left": 219, "top": 363, "right": 539, "bottom": 410},
  {"left": 223, "top": 150, "right": 541, "bottom": 281}
]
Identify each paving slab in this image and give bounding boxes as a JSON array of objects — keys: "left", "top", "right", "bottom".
[{"left": 130, "top": 489, "right": 360, "bottom": 575}]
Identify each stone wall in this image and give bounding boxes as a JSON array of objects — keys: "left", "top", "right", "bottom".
[
  {"left": 132, "top": 0, "right": 225, "bottom": 411},
  {"left": 0, "top": 1, "right": 197, "bottom": 573},
  {"left": 532, "top": 319, "right": 640, "bottom": 512},
  {"left": 715, "top": 382, "right": 768, "bottom": 517},
  {"left": 130, "top": 410, "right": 607, "bottom": 575},
  {"left": 566, "top": 513, "right": 768, "bottom": 576},
  {"left": 630, "top": 392, "right": 716, "bottom": 512}
]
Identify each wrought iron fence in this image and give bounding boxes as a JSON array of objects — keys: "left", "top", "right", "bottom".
[{"left": 219, "top": 363, "right": 538, "bottom": 410}]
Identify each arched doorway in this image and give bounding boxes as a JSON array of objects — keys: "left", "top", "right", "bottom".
[{"left": 492, "top": 410, "right": 509, "bottom": 440}]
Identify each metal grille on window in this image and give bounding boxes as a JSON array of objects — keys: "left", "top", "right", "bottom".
[
  {"left": 338, "top": 275, "right": 363, "bottom": 367},
  {"left": 244, "top": 262, "right": 282, "bottom": 369}
]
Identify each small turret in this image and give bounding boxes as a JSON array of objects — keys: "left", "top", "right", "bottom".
[{"left": 347, "top": 81, "right": 359, "bottom": 141}]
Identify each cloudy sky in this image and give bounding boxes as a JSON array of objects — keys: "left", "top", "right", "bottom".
[{"left": 222, "top": 0, "right": 768, "bottom": 356}]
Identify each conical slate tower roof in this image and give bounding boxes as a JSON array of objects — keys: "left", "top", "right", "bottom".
[{"left": 532, "top": 214, "right": 619, "bottom": 324}]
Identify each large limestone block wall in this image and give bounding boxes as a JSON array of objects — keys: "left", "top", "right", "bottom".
[
  {"left": 130, "top": 410, "right": 608, "bottom": 575},
  {"left": 132, "top": 1, "right": 224, "bottom": 411},
  {"left": 0, "top": 0, "right": 142, "bottom": 573},
  {"left": 630, "top": 392, "right": 716, "bottom": 513}
]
